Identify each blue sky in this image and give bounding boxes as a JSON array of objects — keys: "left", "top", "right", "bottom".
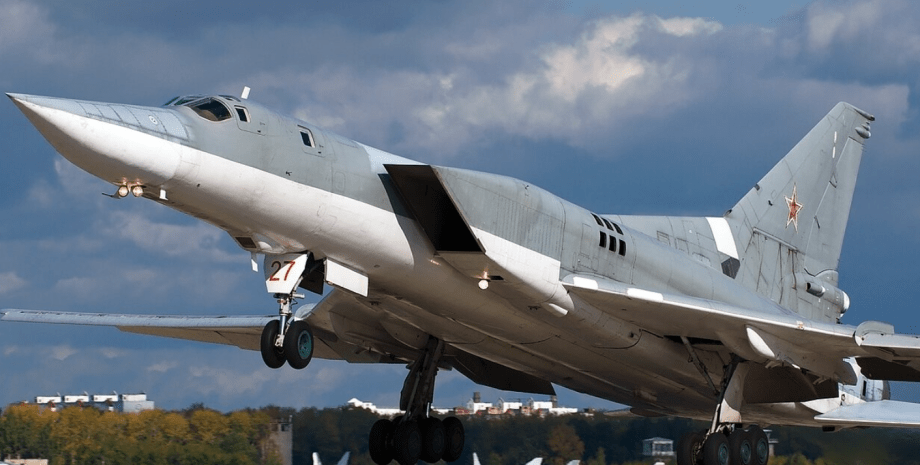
[{"left": 3, "top": 0, "right": 920, "bottom": 412}]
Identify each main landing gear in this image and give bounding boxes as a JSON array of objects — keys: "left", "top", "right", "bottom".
[
  {"left": 260, "top": 292, "right": 315, "bottom": 370},
  {"left": 676, "top": 359, "right": 770, "bottom": 465},
  {"left": 369, "top": 336, "right": 466, "bottom": 465}
]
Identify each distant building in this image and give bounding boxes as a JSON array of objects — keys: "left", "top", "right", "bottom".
[
  {"left": 468, "top": 392, "right": 578, "bottom": 416},
  {"left": 642, "top": 437, "right": 674, "bottom": 458},
  {"left": 264, "top": 419, "right": 293, "bottom": 465},
  {"left": 467, "top": 392, "right": 493, "bottom": 414},
  {"left": 498, "top": 398, "right": 523, "bottom": 413},
  {"left": 2, "top": 459, "right": 48, "bottom": 465},
  {"left": 346, "top": 393, "right": 579, "bottom": 418},
  {"left": 346, "top": 398, "right": 403, "bottom": 416},
  {"left": 25, "top": 392, "right": 153, "bottom": 413}
]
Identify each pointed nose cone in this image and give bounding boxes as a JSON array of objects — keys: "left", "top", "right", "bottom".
[
  {"left": 7, "top": 92, "right": 182, "bottom": 187},
  {"left": 8, "top": 93, "right": 91, "bottom": 145}
]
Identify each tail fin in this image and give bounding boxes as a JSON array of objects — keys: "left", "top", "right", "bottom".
[{"left": 727, "top": 102, "right": 873, "bottom": 320}]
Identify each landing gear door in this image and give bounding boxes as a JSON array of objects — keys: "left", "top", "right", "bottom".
[{"left": 264, "top": 253, "right": 309, "bottom": 295}]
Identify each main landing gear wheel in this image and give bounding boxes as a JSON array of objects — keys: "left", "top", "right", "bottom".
[
  {"left": 392, "top": 420, "right": 422, "bottom": 465},
  {"left": 702, "top": 432, "right": 730, "bottom": 465},
  {"left": 369, "top": 419, "right": 394, "bottom": 465},
  {"left": 729, "top": 428, "right": 753, "bottom": 465},
  {"left": 676, "top": 431, "right": 704, "bottom": 465},
  {"left": 284, "top": 320, "right": 314, "bottom": 369},
  {"left": 419, "top": 417, "right": 446, "bottom": 463},
  {"left": 260, "top": 320, "right": 285, "bottom": 369},
  {"left": 747, "top": 426, "right": 769, "bottom": 465},
  {"left": 441, "top": 416, "right": 465, "bottom": 463}
]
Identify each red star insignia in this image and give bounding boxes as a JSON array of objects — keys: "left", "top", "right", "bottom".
[{"left": 785, "top": 184, "right": 803, "bottom": 231}]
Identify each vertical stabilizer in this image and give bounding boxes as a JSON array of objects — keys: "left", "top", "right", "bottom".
[{"left": 727, "top": 103, "right": 873, "bottom": 320}]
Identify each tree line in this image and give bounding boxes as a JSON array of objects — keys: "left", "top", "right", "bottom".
[{"left": 2, "top": 403, "right": 919, "bottom": 465}]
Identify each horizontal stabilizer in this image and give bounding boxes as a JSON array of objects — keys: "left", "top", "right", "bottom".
[{"left": 814, "top": 400, "right": 920, "bottom": 428}]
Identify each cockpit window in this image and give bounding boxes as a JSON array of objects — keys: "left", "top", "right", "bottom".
[
  {"left": 168, "top": 95, "right": 204, "bottom": 106},
  {"left": 186, "top": 98, "right": 232, "bottom": 122}
]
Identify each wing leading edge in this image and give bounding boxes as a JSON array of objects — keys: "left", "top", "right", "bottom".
[{"left": 0, "top": 305, "right": 382, "bottom": 363}]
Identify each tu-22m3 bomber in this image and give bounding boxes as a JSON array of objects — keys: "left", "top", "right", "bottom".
[{"left": 4, "top": 90, "right": 920, "bottom": 465}]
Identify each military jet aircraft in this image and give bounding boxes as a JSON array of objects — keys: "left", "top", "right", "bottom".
[{"left": 4, "top": 90, "right": 920, "bottom": 465}]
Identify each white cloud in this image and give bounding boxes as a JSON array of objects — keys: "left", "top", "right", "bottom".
[
  {"left": 147, "top": 360, "right": 179, "bottom": 373},
  {"left": 50, "top": 344, "right": 78, "bottom": 361},
  {"left": 0, "top": 271, "right": 27, "bottom": 294},
  {"left": 0, "top": 0, "right": 58, "bottom": 63},
  {"left": 53, "top": 276, "right": 102, "bottom": 300},
  {"left": 105, "top": 210, "right": 239, "bottom": 263},
  {"left": 806, "top": 0, "right": 884, "bottom": 51},
  {"left": 55, "top": 157, "right": 110, "bottom": 199},
  {"left": 26, "top": 178, "right": 55, "bottom": 209},
  {"left": 657, "top": 17, "right": 723, "bottom": 37},
  {"left": 100, "top": 348, "right": 129, "bottom": 359}
]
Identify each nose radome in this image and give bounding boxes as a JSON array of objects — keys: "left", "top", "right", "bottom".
[
  {"left": 8, "top": 92, "right": 183, "bottom": 188},
  {"left": 8, "top": 93, "right": 90, "bottom": 121}
]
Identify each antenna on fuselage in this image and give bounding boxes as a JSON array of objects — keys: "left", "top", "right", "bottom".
[{"left": 241, "top": 86, "right": 251, "bottom": 100}]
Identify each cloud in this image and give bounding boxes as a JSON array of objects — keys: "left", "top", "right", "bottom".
[
  {"left": 0, "top": 0, "right": 58, "bottom": 63},
  {"left": 147, "top": 360, "right": 179, "bottom": 373},
  {"left": 104, "top": 210, "right": 239, "bottom": 263},
  {"left": 0, "top": 271, "right": 27, "bottom": 294},
  {"left": 50, "top": 344, "right": 77, "bottom": 361}
]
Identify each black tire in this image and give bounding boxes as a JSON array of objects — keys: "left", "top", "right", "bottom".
[
  {"left": 441, "top": 416, "right": 465, "bottom": 463},
  {"left": 392, "top": 420, "right": 421, "bottom": 465},
  {"left": 260, "top": 320, "right": 286, "bottom": 369},
  {"left": 284, "top": 320, "right": 314, "bottom": 369},
  {"left": 369, "top": 419, "right": 394, "bottom": 465},
  {"left": 676, "top": 431, "right": 704, "bottom": 465},
  {"left": 747, "top": 426, "right": 769, "bottom": 465},
  {"left": 419, "top": 417, "right": 445, "bottom": 463},
  {"left": 729, "top": 428, "right": 752, "bottom": 465},
  {"left": 702, "top": 432, "right": 730, "bottom": 465}
]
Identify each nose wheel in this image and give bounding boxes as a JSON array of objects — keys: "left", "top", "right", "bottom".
[
  {"left": 259, "top": 292, "right": 315, "bottom": 370},
  {"left": 260, "top": 320, "right": 286, "bottom": 368},
  {"left": 284, "top": 319, "right": 314, "bottom": 369}
]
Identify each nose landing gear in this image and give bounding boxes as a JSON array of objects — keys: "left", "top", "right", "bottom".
[
  {"left": 260, "top": 291, "right": 315, "bottom": 369},
  {"left": 258, "top": 254, "right": 316, "bottom": 370}
]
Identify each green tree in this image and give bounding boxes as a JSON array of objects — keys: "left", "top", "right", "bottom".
[
  {"left": 547, "top": 423, "right": 584, "bottom": 465},
  {"left": 189, "top": 408, "right": 230, "bottom": 444},
  {"left": 585, "top": 446, "right": 606, "bottom": 465},
  {"left": 0, "top": 404, "right": 54, "bottom": 460}
]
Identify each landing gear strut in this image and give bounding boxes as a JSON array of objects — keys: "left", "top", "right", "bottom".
[
  {"left": 676, "top": 358, "right": 770, "bottom": 465},
  {"left": 369, "top": 336, "right": 465, "bottom": 465}
]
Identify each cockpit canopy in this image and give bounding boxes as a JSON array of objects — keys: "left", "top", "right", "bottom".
[{"left": 164, "top": 95, "right": 236, "bottom": 122}]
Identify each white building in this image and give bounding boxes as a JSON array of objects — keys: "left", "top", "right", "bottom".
[
  {"left": 498, "top": 398, "right": 523, "bottom": 412},
  {"left": 642, "top": 437, "right": 674, "bottom": 458},
  {"left": 27, "top": 392, "right": 153, "bottom": 412},
  {"left": 346, "top": 398, "right": 403, "bottom": 416},
  {"left": 467, "top": 392, "right": 493, "bottom": 414}
]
